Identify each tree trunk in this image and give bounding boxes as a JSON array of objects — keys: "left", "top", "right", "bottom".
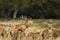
[{"left": 13, "top": 10, "right": 18, "bottom": 19}]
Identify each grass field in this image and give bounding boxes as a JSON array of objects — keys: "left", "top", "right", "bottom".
[{"left": 0, "top": 19, "right": 60, "bottom": 28}]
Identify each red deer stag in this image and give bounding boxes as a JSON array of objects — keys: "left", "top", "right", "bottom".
[{"left": 15, "top": 20, "right": 33, "bottom": 32}]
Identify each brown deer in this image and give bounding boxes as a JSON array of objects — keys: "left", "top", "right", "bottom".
[
  {"left": 15, "top": 20, "right": 33, "bottom": 32},
  {"left": 41, "top": 28, "right": 60, "bottom": 40},
  {"left": 52, "top": 29, "right": 60, "bottom": 39},
  {"left": 26, "top": 30, "right": 41, "bottom": 40},
  {"left": 18, "top": 31, "right": 26, "bottom": 40},
  {"left": 0, "top": 27, "right": 6, "bottom": 38},
  {"left": 10, "top": 28, "right": 18, "bottom": 40}
]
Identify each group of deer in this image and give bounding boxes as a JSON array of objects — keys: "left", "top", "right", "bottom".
[
  {"left": 0, "top": 20, "right": 34, "bottom": 40},
  {"left": 0, "top": 20, "right": 60, "bottom": 40}
]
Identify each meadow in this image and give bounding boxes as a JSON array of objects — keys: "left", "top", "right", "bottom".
[{"left": 0, "top": 19, "right": 60, "bottom": 28}]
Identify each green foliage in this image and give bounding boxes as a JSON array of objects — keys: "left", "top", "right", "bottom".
[{"left": 0, "top": 0, "right": 60, "bottom": 19}]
